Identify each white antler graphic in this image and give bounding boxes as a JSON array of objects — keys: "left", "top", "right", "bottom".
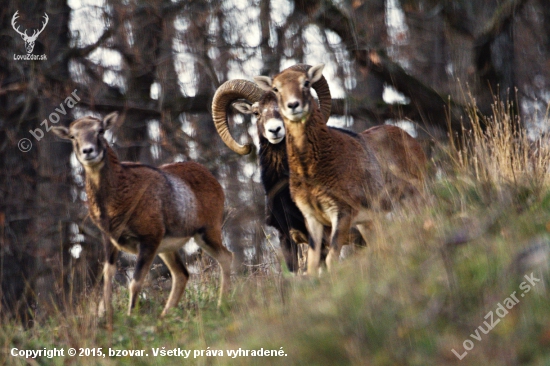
[{"left": 12, "top": 11, "right": 49, "bottom": 54}]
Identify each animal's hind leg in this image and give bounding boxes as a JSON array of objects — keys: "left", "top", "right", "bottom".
[
  {"left": 355, "top": 222, "right": 372, "bottom": 246},
  {"left": 194, "top": 227, "right": 233, "bottom": 307},
  {"left": 158, "top": 251, "right": 189, "bottom": 317},
  {"left": 326, "top": 212, "right": 352, "bottom": 272},
  {"left": 280, "top": 234, "right": 299, "bottom": 273}
]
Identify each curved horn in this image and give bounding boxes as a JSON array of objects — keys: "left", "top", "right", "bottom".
[
  {"left": 287, "top": 64, "right": 331, "bottom": 122},
  {"left": 212, "top": 79, "right": 265, "bottom": 155}
]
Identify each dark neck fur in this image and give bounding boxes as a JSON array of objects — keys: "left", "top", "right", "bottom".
[{"left": 259, "top": 135, "right": 289, "bottom": 189}]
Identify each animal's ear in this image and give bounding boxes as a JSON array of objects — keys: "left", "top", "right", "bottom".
[
  {"left": 52, "top": 126, "right": 71, "bottom": 140},
  {"left": 102, "top": 112, "right": 119, "bottom": 131},
  {"left": 307, "top": 64, "right": 325, "bottom": 84},
  {"left": 254, "top": 76, "right": 273, "bottom": 91},
  {"left": 233, "top": 101, "right": 254, "bottom": 115}
]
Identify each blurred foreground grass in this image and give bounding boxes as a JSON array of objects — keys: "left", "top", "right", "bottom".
[{"left": 2, "top": 99, "right": 550, "bottom": 365}]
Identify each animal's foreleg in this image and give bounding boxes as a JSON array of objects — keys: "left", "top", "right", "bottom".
[
  {"left": 128, "top": 239, "right": 158, "bottom": 315},
  {"left": 99, "top": 236, "right": 118, "bottom": 330},
  {"left": 305, "top": 216, "right": 324, "bottom": 276}
]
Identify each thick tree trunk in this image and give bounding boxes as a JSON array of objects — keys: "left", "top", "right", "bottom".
[{"left": 0, "top": 0, "right": 76, "bottom": 320}]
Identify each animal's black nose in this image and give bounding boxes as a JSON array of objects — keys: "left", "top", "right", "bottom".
[
  {"left": 287, "top": 101, "right": 299, "bottom": 110},
  {"left": 269, "top": 126, "right": 281, "bottom": 134},
  {"left": 82, "top": 147, "right": 95, "bottom": 155}
]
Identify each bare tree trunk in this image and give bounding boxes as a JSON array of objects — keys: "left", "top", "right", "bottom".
[
  {"left": 474, "top": 0, "right": 525, "bottom": 107},
  {"left": 0, "top": 0, "right": 76, "bottom": 320},
  {"left": 259, "top": 0, "right": 282, "bottom": 75},
  {"left": 108, "top": 1, "right": 160, "bottom": 163}
]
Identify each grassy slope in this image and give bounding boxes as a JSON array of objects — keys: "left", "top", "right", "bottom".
[{"left": 2, "top": 103, "right": 550, "bottom": 366}]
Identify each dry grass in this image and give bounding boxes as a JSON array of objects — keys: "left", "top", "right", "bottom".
[{"left": 452, "top": 93, "right": 550, "bottom": 190}]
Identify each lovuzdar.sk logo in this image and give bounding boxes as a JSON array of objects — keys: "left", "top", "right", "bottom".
[{"left": 12, "top": 10, "right": 48, "bottom": 61}]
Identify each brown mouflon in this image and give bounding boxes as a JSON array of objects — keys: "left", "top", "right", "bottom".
[
  {"left": 255, "top": 64, "right": 426, "bottom": 275},
  {"left": 53, "top": 113, "right": 232, "bottom": 320}
]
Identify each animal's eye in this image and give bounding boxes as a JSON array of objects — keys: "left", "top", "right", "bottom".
[
  {"left": 273, "top": 87, "right": 278, "bottom": 93},
  {"left": 98, "top": 129, "right": 105, "bottom": 135},
  {"left": 304, "top": 80, "right": 310, "bottom": 87},
  {"left": 69, "top": 135, "right": 74, "bottom": 139},
  {"left": 253, "top": 111, "right": 260, "bottom": 116}
]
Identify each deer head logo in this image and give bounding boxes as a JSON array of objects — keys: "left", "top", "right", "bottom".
[{"left": 12, "top": 11, "right": 49, "bottom": 54}]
